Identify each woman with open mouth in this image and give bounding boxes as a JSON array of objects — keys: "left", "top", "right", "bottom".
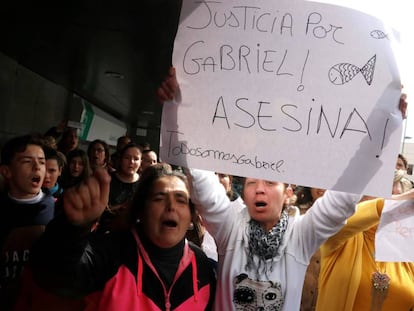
[
  {"left": 30, "top": 164, "right": 216, "bottom": 311},
  {"left": 155, "top": 67, "right": 408, "bottom": 311}
]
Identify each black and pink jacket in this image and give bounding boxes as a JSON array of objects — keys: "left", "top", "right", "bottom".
[{"left": 30, "top": 218, "right": 216, "bottom": 311}]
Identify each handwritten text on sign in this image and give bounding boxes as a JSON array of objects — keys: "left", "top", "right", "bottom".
[
  {"left": 376, "top": 200, "right": 414, "bottom": 262},
  {"left": 160, "top": 0, "right": 403, "bottom": 197}
]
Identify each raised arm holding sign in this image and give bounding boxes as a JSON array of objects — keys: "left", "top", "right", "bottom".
[
  {"left": 317, "top": 193, "right": 414, "bottom": 311},
  {"left": 156, "top": 67, "right": 407, "bottom": 311},
  {"left": 156, "top": 1, "right": 408, "bottom": 310},
  {"left": 160, "top": 0, "right": 404, "bottom": 197}
]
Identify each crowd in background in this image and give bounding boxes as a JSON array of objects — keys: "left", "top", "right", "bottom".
[{"left": 0, "top": 86, "right": 413, "bottom": 311}]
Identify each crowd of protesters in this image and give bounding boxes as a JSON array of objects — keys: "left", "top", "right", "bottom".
[{"left": 0, "top": 71, "right": 412, "bottom": 311}]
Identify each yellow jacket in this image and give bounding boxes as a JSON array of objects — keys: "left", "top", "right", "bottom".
[{"left": 316, "top": 198, "right": 414, "bottom": 311}]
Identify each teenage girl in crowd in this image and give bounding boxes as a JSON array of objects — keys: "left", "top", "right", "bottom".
[
  {"left": 99, "top": 143, "right": 142, "bottom": 232},
  {"left": 60, "top": 149, "right": 91, "bottom": 190}
]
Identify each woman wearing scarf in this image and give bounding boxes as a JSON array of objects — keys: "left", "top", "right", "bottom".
[
  {"left": 157, "top": 67, "right": 359, "bottom": 311},
  {"left": 156, "top": 68, "right": 408, "bottom": 311},
  {"left": 186, "top": 169, "right": 360, "bottom": 311}
]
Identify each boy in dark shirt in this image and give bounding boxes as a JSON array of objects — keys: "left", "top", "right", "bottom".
[{"left": 0, "top": 135, "right": 55, "bottom": 310}]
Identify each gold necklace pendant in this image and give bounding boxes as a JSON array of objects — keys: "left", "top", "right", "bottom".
[{"left": 370, "top": 270, "right": 390, "bottom": 311}]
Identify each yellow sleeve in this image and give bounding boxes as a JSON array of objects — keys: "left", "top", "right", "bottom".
[
  {"left": 317, "top": 198, "right": 385, "bottom": 311},
  {"left": 321, "top": 198, "right": 384, "bottom": 256}
]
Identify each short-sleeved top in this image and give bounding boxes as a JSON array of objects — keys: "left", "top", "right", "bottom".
[{"left": 108, "top": 173, "right": 139, "bottom": 207}]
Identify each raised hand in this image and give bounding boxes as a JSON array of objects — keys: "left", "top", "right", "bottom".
[
  {"left": 156, "top": 67, "right": 180, "bottom": 103},
  {"left": 63, "top": 167, "right": 111, "bottom": 226}
]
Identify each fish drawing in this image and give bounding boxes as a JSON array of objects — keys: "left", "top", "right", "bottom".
[
  {"left": 370, "top": 29, "right": 388, "bottom": 40},
  {"left": 328, "top": 55, "right": 376, "bottom": 86}
]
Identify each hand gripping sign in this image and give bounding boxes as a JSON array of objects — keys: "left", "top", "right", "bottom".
[{"left": 160, "top": 0, "right": 403, "bottom": 197}]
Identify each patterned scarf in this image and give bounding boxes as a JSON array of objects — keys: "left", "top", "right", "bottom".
[{"left": 246, "top": 210, "right": 289, "bottom": 278}]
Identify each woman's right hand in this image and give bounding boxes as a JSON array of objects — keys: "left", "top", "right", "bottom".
[{"left": 63, "top": 167, "right": 111, "bottom": 226}]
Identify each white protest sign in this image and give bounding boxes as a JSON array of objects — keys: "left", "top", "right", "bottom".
[
  {"left": 160, "top": 0, "right": 403, "bottom": 197},
  {"left": 375, "top": 200, "right": 414, "bottom": 262}
]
